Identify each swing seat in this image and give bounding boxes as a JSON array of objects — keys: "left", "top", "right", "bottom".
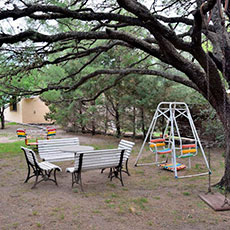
[
  {"left": 156, "top": 148, "right": 172, "bottom": 155},
  {"left": 150, "top": 138, "right": 165, "bottom": 143},
  {"left": 178, "top": 144, "right": 197, "bottom": 158},
  {"left": 149, "top": 138, "right": 171, "bottom": 155},
  {"left": 17, "top": 128, "right": 38, "bottom": 147},
  {"left": 177, "top": 153, "right": 194, "bottom": 158},
  {"left": 159, "top": 163, "right": 186, "bottom": 171},
  {"left": 149, "top": 143, "right": 165, "bottom": 148},
  {"left": 17, "top": 129, "right": 27, "bottom": 138},
  {"left": 182, "top": 144, "right": 196, "bottom": 148},
  {"left": 149, "top": 139, "right": 166, "bottom": 148},
  {"left": 182, "top": 149, "right": 196, "bottom": 154}
]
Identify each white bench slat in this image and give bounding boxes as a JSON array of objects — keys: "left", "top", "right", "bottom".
[
  {"left": 66, "top": 148, "right": 127, "bottom": 190},
  {"left": 118, "top": 140, "right": 135, "bottom": 163},
  {"left": 67, "top": 149, "right": 124, "bottom": 172},
  {"left": 38, "top": 162, "right": 61, "bottom": 171},
  {"left": 38, "top": 137, "right": 79, "bottom": 162}
]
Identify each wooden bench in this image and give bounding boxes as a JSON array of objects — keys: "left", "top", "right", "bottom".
[
  {"left": 21, "top": 147, "right": 62, "bottom": 189},
  {"left": 101, "top": 139, "right": 135, "bottom": 175},
  {"left": 38, "top": 137, "right": 80, "bottom": 162},
  {"left": 118, "top": 139, "right": 135, "bottom": 175},
  {"left": 66, "top": 148, "right": 126, "bottom": 191}
]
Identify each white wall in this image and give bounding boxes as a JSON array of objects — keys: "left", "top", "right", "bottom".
[{"left": 4, "top": 96, "right": 52, "bottom": 124}]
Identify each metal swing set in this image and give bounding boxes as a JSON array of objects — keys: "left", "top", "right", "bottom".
[{"left": 134, "top": 102, "right": 211, "bottom": 178}]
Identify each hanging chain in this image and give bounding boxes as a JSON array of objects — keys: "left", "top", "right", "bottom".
[
  {"left": 205, "top": 143, "right": 212, "bottom": 194},
  {"left": 201, "top": 2, "right": 211, "bottom": 193}
]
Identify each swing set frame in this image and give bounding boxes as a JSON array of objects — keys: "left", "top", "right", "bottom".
[{"left": 135, "top": 102, "right": 211, "bottom": 178}]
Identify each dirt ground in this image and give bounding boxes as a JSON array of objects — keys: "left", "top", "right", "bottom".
[{"left": 0, "top": 123, "right": 230, "bottom": 230}]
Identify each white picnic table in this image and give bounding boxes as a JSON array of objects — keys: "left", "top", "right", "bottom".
[
  {"left": 48, "top": 145, "right": 95, "bottom": 161},
  {"left": 60, "top": 145, "right": 94, "bottom": 154}
]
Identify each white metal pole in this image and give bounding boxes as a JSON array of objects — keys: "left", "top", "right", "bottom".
[
  {"left": 134, "top": 106, "right": 159, "bottom": 166},
  {"left": 185, "top": 104, "right": 211, "bottom": 172},
  {"left": 169, "top": 103, "right": 178, "bottom": 178}
]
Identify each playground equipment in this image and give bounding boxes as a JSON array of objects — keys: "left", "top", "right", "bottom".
[
  {"left": 46, "top": 127, "right": 56, "bottom": 139},
  {"left": 16, "top": 128, "right": 38, "bottom": 147},
  {"left": 135, "top": 102, "right": 211, "bottom": 178},
  {"left": 17, "top": 127, "right": 56, "bottom": 146}
]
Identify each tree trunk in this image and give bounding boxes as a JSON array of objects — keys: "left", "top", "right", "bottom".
[
  {"left": 0, "top": 107, "right": 5, "bottom": 129},
  {"left": 132, "top": 107, "right": 136, "bottom": 139},
  {"left": 215, "top": 120, "right": 230, "bottom": 191},
  {"left": 140, "top": 107, "right": 146, "bottom": 139},
  {"left": 115, "top": 108, "right": 121, "bottom": 138},
  {"left": 91, "top": 100, "right": 96, "bottom": 136},
  {"left": 211, "top": 100, "right": 230, "bottom": 191},
  {"left": 104, "top": 104, "right": 109, "bottom": 135},
  {"left": 79, "top": 105, "right": 86, "bottom": 133}
]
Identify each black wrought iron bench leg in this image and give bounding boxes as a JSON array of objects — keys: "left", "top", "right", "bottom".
[
  {"left": 31, "top": 172, "right": 40, "bottom": 189},
  {"left": 119, "top": 168, "right": 124, "bottom": 186},
  {"left": 109, "top": 167, "right": 124, "bottom": 186},
  {"left": 123, "top": 159, "right": 130, "bottom": 176},
  {"left": 72, "top": 171, "right": 84, "bottom": 192}
]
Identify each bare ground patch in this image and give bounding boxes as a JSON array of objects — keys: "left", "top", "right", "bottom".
[{"left": 0, "top": 124, "right": 230, "bottom": 230}]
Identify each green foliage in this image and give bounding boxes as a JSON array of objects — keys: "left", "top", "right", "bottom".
[
  {"left": 0, "top": 14, "right": 218, "bottom": 141},
  {"left": 192, "top": 104, "right": 224, "bottom": 146}
]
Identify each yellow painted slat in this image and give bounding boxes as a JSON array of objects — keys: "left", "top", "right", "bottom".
[
  {"left": 149, "top": 143, "right": 165, "bottom": 148},
  {"left": 17, "top": 132, "right": 26, "bottom": 136},
  {"left": 47, "top": 131, "right": 56, "bottom": 135},
  {"left": 182, "top": 149, "right": 196, "bottom": 154}
]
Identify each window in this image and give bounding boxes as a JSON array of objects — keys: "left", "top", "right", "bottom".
[{"left": 10, "top": 96, "right": 17, "bottom": 111}]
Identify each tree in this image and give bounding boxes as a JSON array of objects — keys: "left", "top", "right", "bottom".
[
  {"left": 0, "top": 93, "right": 10, "bottom": 129},
  {"left": 0, "top": 92, "right": 14, "bottom": 129},
  {"left": 0, "top": 0, "right": 230, "bottom": 189}
]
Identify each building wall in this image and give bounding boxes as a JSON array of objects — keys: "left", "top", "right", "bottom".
[
  {"left": 21, "top": 97, "right": 51, "bottom": 124},
  {"left": 4, "top": 99, "right": 23, "bottom": 123},
  {"left": 4, "top": 96, "right": 51, "bottom": 124}
]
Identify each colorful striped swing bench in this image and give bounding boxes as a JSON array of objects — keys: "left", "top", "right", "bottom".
[
  {"left": 160, "top": 162, "right": 186, "bottom": 171},
  {"left": 149, "top": 138, "right": 172, "bottom": 155},
  {"left": 177, "top": 144, "right": 197, "bottom": 158},
  {"left": 46, "top": 127, "right": 56, "bottom": 139},
  {"left": 16, "top": 128, "right": 38, "bottom": 147}
]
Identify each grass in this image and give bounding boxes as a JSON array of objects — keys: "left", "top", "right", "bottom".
[
  {"left": 182, "top": 191, "right": 191, "bottom": 196},
  {"left": 219, "top": 161, "right": 225, "bottom": 168},
  {"left": 105, "top": 199, "right": 112, "bottom": 203},
  {"left": 92, "top": 144, "right": 116, "bottom": 150},
  {"left": 134, "top": 170, "right": 145, "bottom": 175},
  {"left": 0, "top": 133, "right": 9, "bottom": 137},
  {"left": 32, "top": 210, "right": 38, "bottom": 216},
  {"left": 92, "top": 209, "right": 102, "bottom": 214},
  {"left": 60, "top": 213, "right": 65, "bottom": 220},
  {"left": 107, "top": 203, "right": 116, "bottom": 209},
  {"left": 107, "top": 183, "right": 116, "bottom": 188},
  {"left": 6, "top": 122, "right": 18, "bottom": 126},
  {"left": 132, "top": 197, "right": 148, "bottom": 210},
  {"left": 111, "top": 192, "right": 119, "bottom": 198},
  {"left": 101, "top": 196, "right": 150, "bottom": 215},
  {"left": 0, "top": 141, "right": 26, "bottom": 158}
]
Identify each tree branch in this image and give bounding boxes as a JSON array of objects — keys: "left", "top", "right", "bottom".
[{"left": 0, "top": 68, "right": 198, "bottom": 96}]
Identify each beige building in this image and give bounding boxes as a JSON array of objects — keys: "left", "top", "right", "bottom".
[{"left": 4, "top": 96, "right": 52, "bottom": 124}]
